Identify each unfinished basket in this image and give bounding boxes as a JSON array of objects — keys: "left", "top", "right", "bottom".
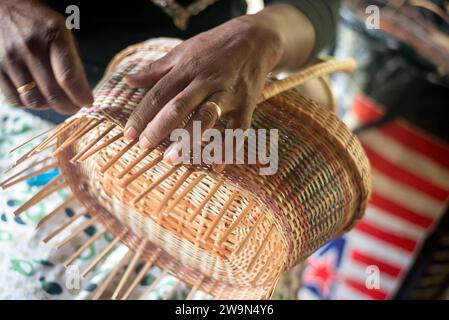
[{"left": 1, "top": 38, "right": 371, "bottom": 300}]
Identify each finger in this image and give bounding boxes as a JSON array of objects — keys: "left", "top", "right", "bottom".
[
  {"left": 163, "top": 102, "right": 219, "bottom": 164},
  {"left": 22, "top": 48, "right": 79, "bottom": 115},
  {"left": 124, "top": 58, "right": 171, "bottom": 88},
  {"left": 0, "top": 71, "right": 22, "bottom": 107},
  {"left": 123, "top": 69, "right": 190, "bottom": 141},
  {"left": 49, "top": 31, "right": 93, "bottom": 107},
  {"left": 229, "top": 106, "right": 254, "bottom": 132},
  {"left": 164, "top": 91, "right": 232, "bottom": 164},
  {"left": 138, "top": 79, "right": 215, "bottom": 150},
  {"left": 214, "top": 103, "right": 254, "bottom": 173},
  {"left": 4, "top": 60, "right": 47, "bottom": 109}
]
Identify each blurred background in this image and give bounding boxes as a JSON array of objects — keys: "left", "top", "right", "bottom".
[{"left": 278, "top": 0, "right": 449, "bottom": 300}]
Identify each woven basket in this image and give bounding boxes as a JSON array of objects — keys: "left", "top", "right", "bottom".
[{"left": 2, "top": 38, "right": 371, "bottom": 300}]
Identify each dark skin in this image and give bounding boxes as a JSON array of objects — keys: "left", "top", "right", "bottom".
[
  {"left": 0, "top": 0, "right": 93, "bottom": 114},
  {"left": 0, "top": 0, "right": 315, "bottom": 163}
]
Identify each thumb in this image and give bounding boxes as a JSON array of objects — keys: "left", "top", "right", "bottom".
[{"left": 50, "top": 30, "right": 93, "bottom": 107}]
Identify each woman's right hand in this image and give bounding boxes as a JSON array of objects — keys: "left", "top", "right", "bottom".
[{"left": 0, "top": 0, "right": 92, "bottom": 114}]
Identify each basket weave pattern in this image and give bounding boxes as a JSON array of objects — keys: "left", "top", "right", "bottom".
[{"left": 2, "top": 38, "right": 371, "bottom": 299}]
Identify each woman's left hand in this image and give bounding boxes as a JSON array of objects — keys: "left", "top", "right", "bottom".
[{"left": 122, "top": 4, "right": 316, "bottom": 164}]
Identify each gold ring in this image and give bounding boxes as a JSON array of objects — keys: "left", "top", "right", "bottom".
[
  {"left": 16, "top": 82, "right": 36, "bottom": 95},
  {"left": 205, "top": 101, "right": 222, "bottom": 119}
]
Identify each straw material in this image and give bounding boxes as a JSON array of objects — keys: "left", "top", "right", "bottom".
[{"left": 2, "top": 38, "right": 371, "bottom": 300}]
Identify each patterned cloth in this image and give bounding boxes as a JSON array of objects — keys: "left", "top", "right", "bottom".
[{"left": 0, "top": 97, "right": 214, "bottom": 300}]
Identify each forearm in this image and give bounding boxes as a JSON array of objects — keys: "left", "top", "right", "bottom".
[
  {"left": 240, "top": 4, "right": 316, "bottom": 70},
  {"left": 239, "top": 0, "right": 340, "bottom": 70}
]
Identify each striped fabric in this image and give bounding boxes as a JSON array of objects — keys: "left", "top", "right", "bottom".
[{"left": 298, "top": 95, "right": 449, "bottom": 300}]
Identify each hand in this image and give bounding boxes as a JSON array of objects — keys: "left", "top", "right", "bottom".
[
  {"left": 0, "top": 0, "right": 93, "bottom": 114},
  {"left": 123, "top": 4, "right": 315, "bottom": 165},
  {"left": 123, "top": 14, "right": 285, "bottom": 163}
]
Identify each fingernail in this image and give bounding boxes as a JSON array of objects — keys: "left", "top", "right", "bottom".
[
  {"left": 213, "top": 163, "right": 226, "bottom": 173},
  {"left": 139, "top": 136, "right": 151, "bottom": 149},
  {"left": 124, "top": 127, "right": 137, "bottom": 140},
  {"left": 164, "top": 143, "right": 179, "bottom": 164},
  {"left": 164, "top": 143, "right": 175, "bottom": 157},
  {"left": 124, "top": 74, "right": 138, "bottom": 84}
]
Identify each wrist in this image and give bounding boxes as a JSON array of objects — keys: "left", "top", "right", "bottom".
[
  {"left": 243, "top": 4, "right": 316, "bottom": 70},
  {"left": 233, "top": 13, "right": 285, "bottom": 72}
]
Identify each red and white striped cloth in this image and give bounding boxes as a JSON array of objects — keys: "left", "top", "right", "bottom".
[{"left": 299, "top": 95, "right": 449, "bottom": 300}]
